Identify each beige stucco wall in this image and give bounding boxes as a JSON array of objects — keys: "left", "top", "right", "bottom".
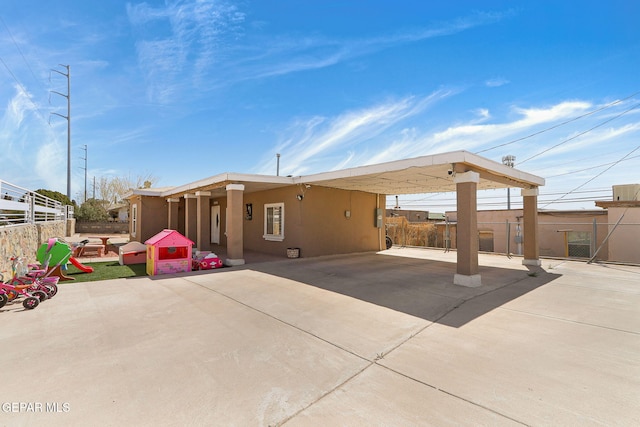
[
  {"left": 537, "top": 211, "right": 608, "bottom": 259},
  {"left": 446, "top": 209, "right": 609, "bottom": 259},
  {"left": 241, "top": 186, "right": 384, "bottom": 257},
  {"left": 131, "top": 185, "right": 383, "bottom": 259},
  {"left": 129, "top": 195, "right": 169, "bottom": 243},
  {"left": 446, "top": 210, "right": 524, "bottom": 253},
  {"left": 606, "top": 207, "right": 640, "bottom": 264}
]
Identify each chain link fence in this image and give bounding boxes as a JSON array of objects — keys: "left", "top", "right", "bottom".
[{"left": 385, "top": 216, "right": 640, "bottom": 264}]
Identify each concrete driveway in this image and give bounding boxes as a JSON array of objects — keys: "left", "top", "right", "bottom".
[{"left": 1, "top": 248, "right": 639, "bottom": 426}]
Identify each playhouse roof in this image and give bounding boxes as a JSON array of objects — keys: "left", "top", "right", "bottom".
[{"left": 145, "top": 229, "right": 194, "bottom": 246}]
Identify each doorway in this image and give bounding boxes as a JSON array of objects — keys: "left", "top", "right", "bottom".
[{"left": 211, "top": 205, "right": 221, "bottom": 244}]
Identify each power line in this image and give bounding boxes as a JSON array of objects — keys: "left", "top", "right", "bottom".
[
  {"left": 0, "top": 55, "right": 50, "bottom": 124},
  {"left": 519, "top": 102, "right": 640, "bottom": 165},
  {"left": 475, "top": 90, "right": 640, "bottom": 155},
  {"left": 544, "top": 154, "right": 640, "bottom": 178},
  {"left": 0, "top": 16, "right": 41, "bottom": 87},
  {"left": 394, "top": 187, "right": 612, "bottom": 204},
  {"left": 540, "top": 145, "right": 640, "bottom": 209}
]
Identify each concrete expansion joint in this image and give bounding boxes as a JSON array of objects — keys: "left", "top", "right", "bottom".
[
  {"left": 372, "top": 362, "right": 529, "bottom": 426},
  {"left": 279, "top": 363, "right": 374, "bottom": 425},
  {"left": 185, "top": 278, "right": 367, "bottom": 360}
]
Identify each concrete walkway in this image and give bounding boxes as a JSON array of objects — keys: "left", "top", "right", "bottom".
[{"left": 1, "top": 248, "right": 639, "bottom": 426}]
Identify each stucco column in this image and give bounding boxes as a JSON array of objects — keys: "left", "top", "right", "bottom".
[
  {"left": 225, "top": 184, "right": 245, "bottom": 266},
  {"left": 184, "top": 194, "right": 197, "bottom": 244},
  {"left": 167, "top": 198, "right": 180, "bottom": 230},
  {"left": 196, "top": 191, "right": 211, "bottom": 251},
  {"left": 522, "top": 187, "right": 541, "bottom": 266},
  {"left": 454, "top": 171, "right": 481, "bottom": 287}
]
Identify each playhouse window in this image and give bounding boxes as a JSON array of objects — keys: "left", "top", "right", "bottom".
[
  {"left": 159, "top": 246, "right": 188, "bottom": 260},
  {"left": 263, "top": 203, "right": 284, "bottom": 241}
]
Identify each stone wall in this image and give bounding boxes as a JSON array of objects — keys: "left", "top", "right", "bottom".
[{"left": 0, "top": 221, "right": 68, "bottom": 275}]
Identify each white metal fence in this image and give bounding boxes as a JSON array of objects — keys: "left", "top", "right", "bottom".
[{"left": 0, "top": 179, "right": 74, "bottom": 226}]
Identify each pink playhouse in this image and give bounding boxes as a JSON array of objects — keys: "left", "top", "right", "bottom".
[{"left": 145, "top": 229, "right": 194, "bottom": 276}]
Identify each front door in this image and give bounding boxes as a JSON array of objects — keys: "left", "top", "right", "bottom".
[{"left": 211, "top": 205, "right": 221, "bottom": 244}]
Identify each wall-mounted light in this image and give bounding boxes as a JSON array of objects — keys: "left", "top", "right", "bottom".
[
  {"left": 245, "top": 203, "right": 253, "bottom": 220},
  {"left": 296, "top": 194, "right": 304, "bottom": 201}
]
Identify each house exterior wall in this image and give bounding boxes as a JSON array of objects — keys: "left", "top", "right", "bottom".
[
  {"left": 537, "top": 211, "right": 608, "bottom": 259},
  {"left": 606, "top": 207, "right": 640, "bottom": 264},
  {"left": 129, "top": 195, "right": 169, "bottom": 243},
  {"left": 240, "top": 186, "right": 383, "bottom": 257}
]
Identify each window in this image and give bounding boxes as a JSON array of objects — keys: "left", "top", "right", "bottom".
[
  {"left": 131, "top": 203, "right": 138, "bottom": 237},
  {"left": 264, "top": 203, "right": 284, "bottom": 241},
  {"left": 567, "top": 231, "right": 591, "bottom": 258}
]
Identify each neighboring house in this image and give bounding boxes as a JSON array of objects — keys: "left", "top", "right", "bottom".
[
  {"left": 595, "top": 183, "right": 640, "bottom": 264},
  {"left": 386, "top": 209, "right": 434, "bottom": 223},
  {"left": 107, "top": 203, "right": 129, "bottom": 222},
  {"left": 126, "top": 151, "right": 545, "bottom": 287}
]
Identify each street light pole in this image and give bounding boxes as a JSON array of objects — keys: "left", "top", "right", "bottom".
[{"left": 502, "top": 155, "right": 516, "bottom": 210}]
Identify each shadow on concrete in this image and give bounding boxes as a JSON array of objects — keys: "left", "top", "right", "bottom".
[{"left": 230, "top": 250, "right": 560, "bottom": 327}]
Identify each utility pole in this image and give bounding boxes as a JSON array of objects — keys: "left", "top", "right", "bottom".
[
  {"left": 50, "top": 64, "right": 71, "bottom": 199},
  {"left": 502, "top": 155, "right": 516, "bottom": 210},
  {"left": 80, "top": 144, "right": 87, "bottom": 202}
]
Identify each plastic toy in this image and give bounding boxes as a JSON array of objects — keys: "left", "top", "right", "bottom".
[
  {"left": 36, "top": 238, "right": 94, "bottom": 280},
  {"left": 192, "top": 251, "right": 223, "bottom": 270}
]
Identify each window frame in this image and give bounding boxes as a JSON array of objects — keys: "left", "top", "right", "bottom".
[
  {"left": 263, "top": 202, "right": 284, "bottom": 241},
  {"left": 131, "top": 203, "right": 138, "bottom": 238}
]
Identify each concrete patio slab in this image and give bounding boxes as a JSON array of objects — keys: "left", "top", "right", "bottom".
[
  {"left": 186, "top": 269, "right": 429, "bottom": 360},
  {"left": 1, "top": 247, "right": 638, "bottom": 426}
]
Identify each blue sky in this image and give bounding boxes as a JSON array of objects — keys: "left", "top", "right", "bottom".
[{"left": 1, "top": 0, "right": 639, "bottom": 211}]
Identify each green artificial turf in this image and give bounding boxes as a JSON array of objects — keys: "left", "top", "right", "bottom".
[{"left": 64, "top": 261, "right": 148, "bottom": 283}]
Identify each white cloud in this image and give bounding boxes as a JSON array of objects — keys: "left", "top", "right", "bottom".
[
  {"left": 126, "top": 3, "right": 512, "bottom": 100},
  {"left": 127, "top": 0, "right": 245, "bottom": 103},
  {"left": 0, "top": 85, "right": 65, "bottom": 190},
  {"left": 259, "top": 96, "right": 640, "bottom": 181},
  {"left": 254, "top": 89, "right": 455, "bottom": 175},
  {"left": 485, "top": 77, "right": 510, "bottom": 87}
]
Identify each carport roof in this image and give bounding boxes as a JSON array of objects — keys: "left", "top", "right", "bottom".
[{"left": 134, "top": 150, "right": 544, "bottom": 199}]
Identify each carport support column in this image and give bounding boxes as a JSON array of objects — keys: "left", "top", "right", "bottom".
[
  {"left": 196, "top": 191, "right": 211, "bottom": 251},
  {"left": 522, "top": 187, "right": 541, "bottom": 266},
  {"left": 184, "top": 194, "right": 198, "bottom": 244},
  {"left": 453, "top": 171, "right": 482, "bottom": 287},
  {"left": 225, "top": 184, "right": 245, "bottom": 266},
  {"left": 167, "top": 198, "right": 179, "bottom": 230}
]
